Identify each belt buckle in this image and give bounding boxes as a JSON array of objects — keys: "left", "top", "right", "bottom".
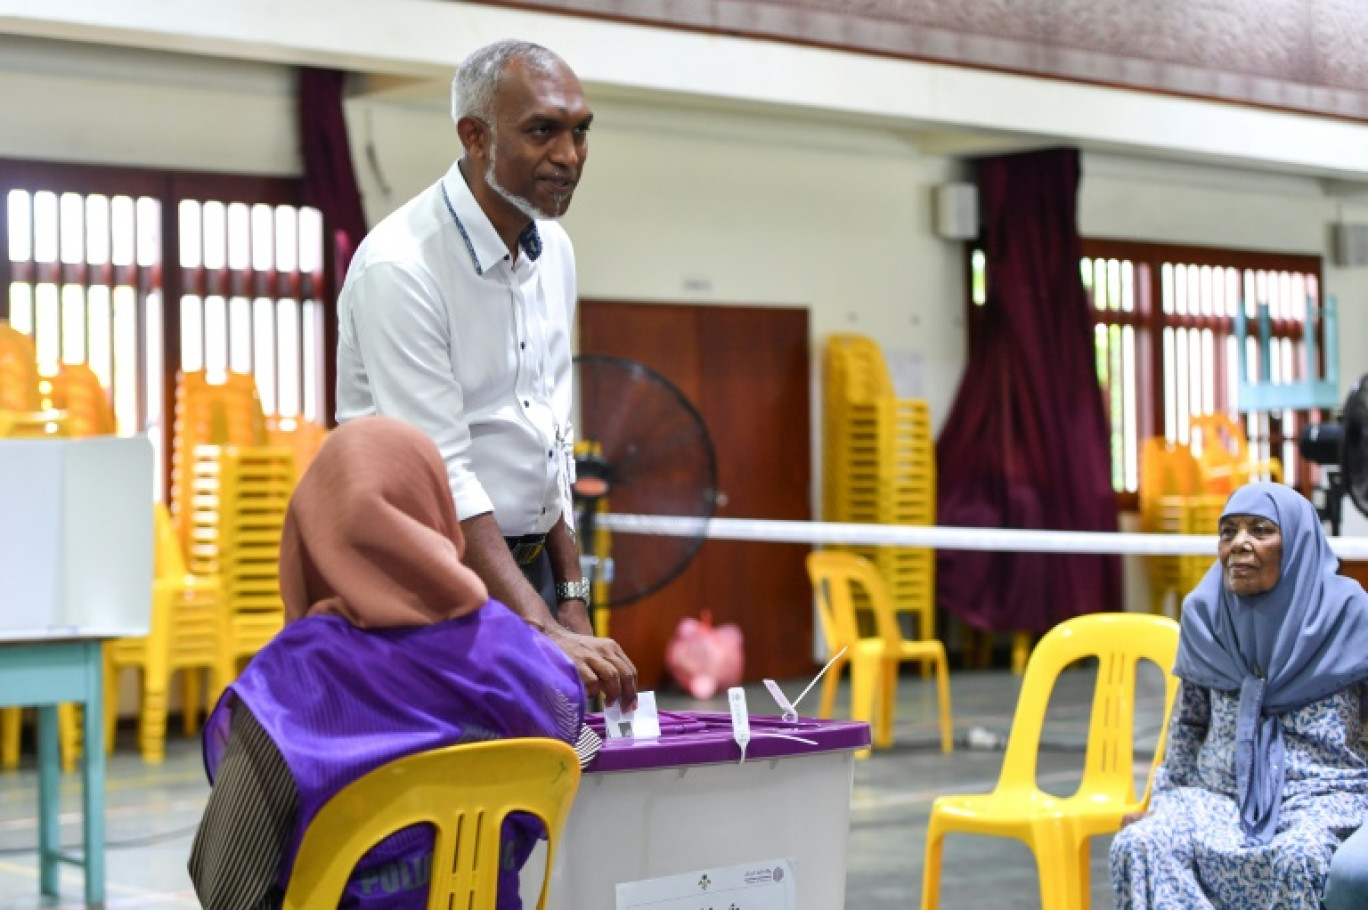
[{"left": 510, "top": 539, "right": 544, "bottom": 566}]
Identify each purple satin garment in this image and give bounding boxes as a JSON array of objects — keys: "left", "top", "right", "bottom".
[{"left": 202, "top": 602, "right": 585, "bottom": 909}]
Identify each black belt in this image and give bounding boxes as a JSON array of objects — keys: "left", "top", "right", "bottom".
[{"left": 505, "top": 533, "right": 547, "bottom": 567}]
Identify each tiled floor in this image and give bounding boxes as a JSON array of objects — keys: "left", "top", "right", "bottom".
[{"left": 0, "top": 663, "right": 1168, "bottom": 908}]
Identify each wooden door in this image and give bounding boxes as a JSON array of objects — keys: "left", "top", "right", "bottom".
[{"left": 579, "top": 301, "right": 813, "bottom": 689}]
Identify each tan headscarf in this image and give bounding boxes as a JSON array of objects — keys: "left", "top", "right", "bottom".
[{"left": 279, "top": 416, "right": 489, "bottom": 627}]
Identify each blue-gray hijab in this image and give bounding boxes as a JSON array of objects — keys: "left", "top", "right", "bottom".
[{"left": 1172, "top": 482, "right": 1368, "bottom": 845}]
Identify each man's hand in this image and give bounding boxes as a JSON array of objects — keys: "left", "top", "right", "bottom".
[
  {"left": 547, "top": 626, "right": 638, "bottom": 709},
  {"left": 1119, "top": 811, "right": 1150, "bottom": 829}
]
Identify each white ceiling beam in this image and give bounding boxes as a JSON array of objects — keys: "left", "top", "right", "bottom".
[{"left": 2, "top": 0, "right": 1366, "bottom": 180}]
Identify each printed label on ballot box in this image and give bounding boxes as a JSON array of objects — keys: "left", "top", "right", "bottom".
[{"left": 616, "top": 857, "right": 795, "bottom": 909}]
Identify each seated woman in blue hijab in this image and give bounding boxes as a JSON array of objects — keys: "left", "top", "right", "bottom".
[{"left": 1110, "top": 482, "right": 1368, "bottom": 910}]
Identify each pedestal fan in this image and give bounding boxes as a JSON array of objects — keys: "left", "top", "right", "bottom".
[
  {"left": 571, "top": 354, "right": 718, "bottom": 608},
  {"left": 1298, "top": 374, "right": 1368, "bottom": 535}
]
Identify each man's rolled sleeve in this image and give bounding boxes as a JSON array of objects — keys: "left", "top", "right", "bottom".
[{"left": 345, "top": 261, "right": 494, "bottom": 521}]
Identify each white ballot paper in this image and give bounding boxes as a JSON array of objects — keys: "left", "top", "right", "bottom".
[
  {"left": 603, "top": 690, "right": 661, "bottom": 740},
  {"left": 616, "top": 857, "right": 796, "bottom": 910}
]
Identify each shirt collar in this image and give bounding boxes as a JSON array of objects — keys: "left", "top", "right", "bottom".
[{"left": 440, "top": 161, "right": 543, "bottom": 277}]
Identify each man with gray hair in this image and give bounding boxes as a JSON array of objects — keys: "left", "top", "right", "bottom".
[{"left": 335, "top": 39, "right": 638, "bottom": 708}]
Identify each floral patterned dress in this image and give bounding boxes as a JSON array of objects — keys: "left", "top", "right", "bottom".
[{"left": 1110, "top": 681, "right": 1368, "bottom": 910}]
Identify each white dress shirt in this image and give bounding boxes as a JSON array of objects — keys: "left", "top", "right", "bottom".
[{"left": 335, "top": 161, "right": 575, "bottom": 537}]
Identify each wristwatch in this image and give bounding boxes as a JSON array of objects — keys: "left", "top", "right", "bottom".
[{"left": 555, "top": 578, "right": 592, "bottom": 605}]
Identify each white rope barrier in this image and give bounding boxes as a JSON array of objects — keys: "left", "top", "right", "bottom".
[{"left": 599, "top": 513, "right": 1368, "bottom": 560}]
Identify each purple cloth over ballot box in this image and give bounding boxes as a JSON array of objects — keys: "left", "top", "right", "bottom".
[{"left": 584, "top": 710, "right": 871, "bottom": 772}]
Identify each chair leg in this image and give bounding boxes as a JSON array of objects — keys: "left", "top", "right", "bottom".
[
  {"left": 1011, "top": 633, "right": 1032, "bottom": 676},
  {"left": 57, "top": 704, "right": 80, "bottom": 774},
  {"left": 920, "top": 814, "right": 945, "bottom": 910},
  {"left": 818, "top": 657, "right": 845, "bottom": 720},
  {"left": 919, "top": 609, "right": 934, "bottom": 680},
  {"left": 933, "top": 648, "right": 953, "bottom": 754},
  {"left": 103, "top": 659, "right": 119, "bottom": 755},
  {"left": 850, "top": 653, "right": 876, "bottom": 759},
  {"left": 182, "top": 669, "right": 202, "bottom": 736},
  {"left": 1, "top": 708, "right": 21, "bottom": 770},
  {"left": 876, "top": 660, "right": 897, "bottom": 750},
  {"left": 1030, "top": 820, "right": 1074, "bottom": 910},
  {"left": 140, "top": 683, "right": 168, "bottom": 765},
  {"left": 1074, "top": 835, "right": 1091, "bottom": 910}
]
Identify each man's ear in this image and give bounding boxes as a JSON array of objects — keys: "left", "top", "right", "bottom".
[{"left": 456, "top": 115, "right": 490, "bottom": 161}]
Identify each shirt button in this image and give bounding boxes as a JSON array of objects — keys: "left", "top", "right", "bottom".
[
  {"left": 523, "top": 400, "right": 529, "bottom": 408},
  {"left": 520, "top": 341, "right": 525, "bottom": 349},
  {"left": 541, "top": 507, "right": 547, "bottom": 514},
  {"left": 548, "top": 450, "right": 554, "bottom": 458}
]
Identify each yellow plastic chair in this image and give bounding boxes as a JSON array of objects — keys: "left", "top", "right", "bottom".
[
  {"left": 0, "top": 320, "right": 40, "bottom": 411},
  {"left": 102, "top": 503, "right": 228, "bottom": 763},
  {"left": 806, "top": 551, "right": 953, "bottom": 757},
  {"left": 171, "top": 370, "right": 269, "bottom": 545},
  {"left": 1189, "top": 413, "right": 1282, "bottom": 495},
  {"left": 1139, "top": 438, "right": 1204, "bottom": 615},
  {"left": 40, "top": 363, "right": 116, "bottom": 437},
  {"left": 266, "top": 416, "right": 328, "bottom": 476},
  {"left": 921, "top": 613, "right": 1181, "bottom": 910},
  {"left": 282, "top": 738, "right": 581, "bottom": 910}
]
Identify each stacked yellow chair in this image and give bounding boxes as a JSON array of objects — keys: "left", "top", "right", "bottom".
[
  {"left": 266, "top": 415, "right": 328, "bottom": 475},
  {"left": 0, "top": 321, "right": 68, "bottom": 439},
  {"left": 806, "top": 551, "right": 952, "bottom": 757},
  {"left": 921, "top": 613, "right": 1181, "bottom": 910},
  {"left": 822, "top": 335, "right": 938, "bottom": 659},
  {"left": 41, "top": 363, "right": 117, "bottom": 437},
  {"left": 0, "top": 320, "right": 40, "bottom": 413},
  {"left": 171, "top": 370, "right": 270, "bottom": 549},
  {"left": 164, "top": 371, "right": 293, "bottom": 723},
  {"left": 1140, "top": 430, "right": 1252, "bottom": 616},
  {"left": 185, "top": 444, "right": 295, "bottom": 676},
  {"left": 1189, "top": 413, "right": 1282, "bottom": 495},
  {"left": 1140, "top": 438, "right": 1206, "bottom": 615},
  {"left": 103, "top": 504, "right": 228, "bottom": 762}
]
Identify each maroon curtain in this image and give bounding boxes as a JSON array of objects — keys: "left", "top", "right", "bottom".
[
  {"left": 935, "top": 148, "right": 1121, "bottom": 634},
  {"left": 298, "top": 67, "right": 367, "bottom": 285}
]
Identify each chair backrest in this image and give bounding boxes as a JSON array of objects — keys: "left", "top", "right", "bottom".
[
  {"left": 0, "top": 321, "right": 40, "bottom": 412},
  {"left": 266, "top": 416, "right": 328, "bottom": 475},
  {"left": 806, "top": 550, "right": 905, "bottom": 651},
  {"left": 996, "top": 613, "right": 1181, "bottom": 806},
  {"left": 1189, "top": 413, "right": 1251, "bottom": 495},
  {"left": 1138, "top": 437, "right": 1202, "bottom": 527},
  {"left": 44, "top": 363, "right": 116, "bottom": 437},
  {"left": 283, "top": 738, "right": 581, "bottom": 910}
]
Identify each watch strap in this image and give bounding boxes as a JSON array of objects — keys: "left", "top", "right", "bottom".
[{"left": 555, "top": 578, "right": 591, "bottom": 603}]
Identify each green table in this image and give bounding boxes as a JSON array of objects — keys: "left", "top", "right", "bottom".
[{"left": 0, "top": 638, "right": 105, "bottom": 906}]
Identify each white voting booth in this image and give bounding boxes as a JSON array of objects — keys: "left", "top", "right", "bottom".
[
  {"left": 0, "top": 437, "right": 152, "bottom": 638},
  {"left": 0, "top": 436, "right": 152, "bottom": 907}
]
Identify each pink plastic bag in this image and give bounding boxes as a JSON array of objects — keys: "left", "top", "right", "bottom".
[{"left": 666, "top": 610, "right": 744, "bottom": 700}]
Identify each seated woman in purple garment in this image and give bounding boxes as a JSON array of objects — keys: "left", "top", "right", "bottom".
[
  {"left": 1110, "top": 482, "right": 1368, "bottom": 910},
  {"left": 188, "top": 416, "right": 591, "bottom": 909}
]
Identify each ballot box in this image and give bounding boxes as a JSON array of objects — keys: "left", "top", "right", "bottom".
[{"left": 521, "top": 711, "right": 871, "bottom": 909}]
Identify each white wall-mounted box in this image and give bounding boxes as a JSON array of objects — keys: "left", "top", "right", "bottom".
[{"left": 0, "top": 437, "right": 152, "bottom": 640}]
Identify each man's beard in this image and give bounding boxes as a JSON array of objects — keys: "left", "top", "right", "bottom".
[{"left": 485, "top": 141, "right": 567, "bottom": 221}]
